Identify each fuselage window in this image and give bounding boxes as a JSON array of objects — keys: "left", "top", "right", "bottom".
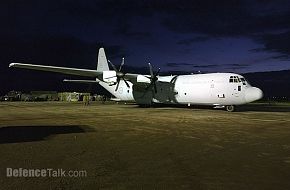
[
  {"left": 229, "top": 76, "right": 234, "bottom": 83},
  {"left": 238, "top": 86, "right": 241, "bottom": 91},
  {"left": 234, "top": 76, "right": 239, "bottom": 83}
]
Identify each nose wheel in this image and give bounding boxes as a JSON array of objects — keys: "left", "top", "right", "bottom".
[{"left": 226, "top": 105, "right": 235, "bottom": 112}]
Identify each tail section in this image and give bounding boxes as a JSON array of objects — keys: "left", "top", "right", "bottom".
[{"left": 97, "top": 48, "right": 110, "bottom": 72}]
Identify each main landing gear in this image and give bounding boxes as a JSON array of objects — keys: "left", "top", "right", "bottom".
[{"left": 225, "top": 105, "right": 235, "bottom": 112}]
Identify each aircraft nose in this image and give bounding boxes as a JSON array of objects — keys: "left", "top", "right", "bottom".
[{"left": 245, "top": 87, "right": 263, "bottom": 103}]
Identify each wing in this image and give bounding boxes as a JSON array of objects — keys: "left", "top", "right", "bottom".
[
  {"left": 9, "top": 63, "right": 101, "bottom": 77},
  {"left": 123, "top": 73, "right": 141, "bottom": 83}
]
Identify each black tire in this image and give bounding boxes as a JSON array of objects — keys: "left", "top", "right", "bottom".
[{"left": 226, "top": 105, "right": 235, "bottom": 112}]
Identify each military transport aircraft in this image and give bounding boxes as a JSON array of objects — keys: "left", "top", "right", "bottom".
[{"left": 9, "top": 48, "right": 263, "bottom": 111}]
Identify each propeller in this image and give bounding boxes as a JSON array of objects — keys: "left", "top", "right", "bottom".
[
  {"left": 106, "top": 58, "right": 130, "bottom": 91},
  {"left": 146, "top": 63, "right": 160, "bottom": 93}
]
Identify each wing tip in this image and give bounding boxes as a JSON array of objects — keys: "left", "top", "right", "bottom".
[{"left": 9, "top": 63, "right": 17, "bottom": 67}]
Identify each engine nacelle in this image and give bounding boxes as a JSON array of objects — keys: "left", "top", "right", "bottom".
[
  {"left": 137, "top": 75, "right": 151, "bottom": 83},
  {"left": 103, "top": 71, "right": 117, "bottom": 83}
]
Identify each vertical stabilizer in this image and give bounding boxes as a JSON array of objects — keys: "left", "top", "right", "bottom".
[{"left": 97, "top": 48, "right": 109, "bottom": 71}]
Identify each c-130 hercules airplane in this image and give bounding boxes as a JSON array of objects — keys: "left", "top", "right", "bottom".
[{"left": 9, "top": 48, "right": 263, "bottom": 111}]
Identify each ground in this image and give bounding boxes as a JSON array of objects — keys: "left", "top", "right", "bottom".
[{"left": 0, "top": 101, "right": 290, "bottom": 189}]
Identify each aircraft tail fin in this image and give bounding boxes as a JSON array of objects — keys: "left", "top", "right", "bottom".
[{"left": 97, "top": 48, "right": 110, "bottom": 72}]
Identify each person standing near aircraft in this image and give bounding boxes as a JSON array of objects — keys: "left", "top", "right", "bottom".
[{"left": 83, "top": 95, "right": 90, "bottom": 106}]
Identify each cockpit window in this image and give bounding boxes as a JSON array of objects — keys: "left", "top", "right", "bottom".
[
  {"left": 240, "top": 78, "right": 246, "bottom": 85},
  {"left": 229, "top": 76, "right": 249, "bottom": 85},
  {"left": 229, "top": 76, "right": 242, "bottom": 83}
]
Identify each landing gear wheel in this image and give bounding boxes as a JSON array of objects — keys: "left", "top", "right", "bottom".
[{"left": 226, "top": 105, "right": 235, "bottom": 112}]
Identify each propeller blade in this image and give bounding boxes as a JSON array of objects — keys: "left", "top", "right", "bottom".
[
  {"left": 145, "top": 82, "right": 157, "bottom": 94},
  {"left": 124, "top": 79, "right": 130, "bottom": 88},
  {"left": 154, "top": 68, "right": 161, "bottom": 78},
  {"left": 148, "top": 62, "right": 154, "bottom": 77},
  {"left": 145, "top": 76, "right": 151, "bottom": 80},
  {"left": 145, "top": 82, "right": 153, "bottom": 90},
  {"left": 108, "top": 60, "right": 118, "bottom": 72},
  {"left": 115, "top": 78, "right": 120, "bottom": 91},
  {"left": 146, "top": 63, "right": 160, "bottom": 94},
  {"left": 153, "top": 83, "right": 157, "bottom": 93},
  {"left": 119, "top": 57, "right": 125, "bottom": 72}
]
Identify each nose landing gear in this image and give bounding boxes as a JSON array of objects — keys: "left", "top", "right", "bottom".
[{"left": 225, "top": 105, "right": 235, "bottom": 112}]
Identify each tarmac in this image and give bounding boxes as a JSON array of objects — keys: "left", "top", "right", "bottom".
[{"left": 0, "top": 101, "right": 290, "bottom": 189}]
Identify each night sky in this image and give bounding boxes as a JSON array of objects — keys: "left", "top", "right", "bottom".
[{"left": 1, "top": 0, "right": 290, "bottom": 94}]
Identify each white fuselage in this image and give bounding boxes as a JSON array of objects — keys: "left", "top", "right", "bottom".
[{"left": 98, "top": 73, "right": 263, "bottom": 106}]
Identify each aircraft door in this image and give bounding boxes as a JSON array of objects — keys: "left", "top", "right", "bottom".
[
  {"left": 233, "top": 85, "right": 242, "bottom": 97},
  {"left": 229, "top": 76, "right": 244, "bottom": 98}
]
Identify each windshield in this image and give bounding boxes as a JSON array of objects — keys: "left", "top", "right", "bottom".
[
  {"left": 240, "top": 77, "right": 251, "bottom": 86},
  {"left": 229, "top": 75, "right": 250, "bottom": 86},
  {"left": 229, "top": 76, "right": 240, "bottom": 83},
  {"left": 240, "top": 78, "right": 246, "bottom": 85}
]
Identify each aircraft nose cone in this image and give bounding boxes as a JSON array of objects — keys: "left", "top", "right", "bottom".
[{"left": 245, "top": 87, "right": 263, "bottom": 103}]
